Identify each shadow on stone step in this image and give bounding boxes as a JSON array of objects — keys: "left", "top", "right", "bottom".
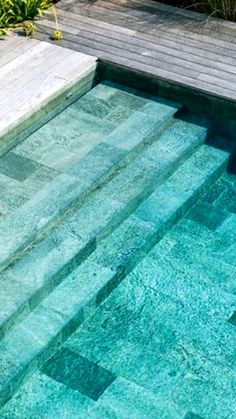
[{"left": 174, "top": 107, "right": 236, "bottom": 174}]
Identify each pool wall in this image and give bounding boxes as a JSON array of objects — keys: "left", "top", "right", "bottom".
[{"left": 100, "top": 60, "right": 236, "bottom": 140}]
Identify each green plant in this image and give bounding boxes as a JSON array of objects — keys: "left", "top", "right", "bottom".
[
  {"left": 191, "top": 0, "right": 236, "bottom": 21},
  {"left": 23, "top": 21, "right": 36, "bottom": 36},
  {"left": 0, "top": 0, "right": 50, "bottom": 33}
]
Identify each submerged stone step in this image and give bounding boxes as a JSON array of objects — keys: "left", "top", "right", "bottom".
[
  {"left": 153, "top": 218, "right": 236, "bottom": 293},
  {"left": 0, "top": 119, "right": 206, "bottom": 342},
  {"left": 0, "top": 96, "right": 180, "bottom": 273},
  {"left": 0, "top": 142, "right": 228, "bottom": 409},
  {"left": 0, "top": 371, "right": 185, "bottom": 419}
]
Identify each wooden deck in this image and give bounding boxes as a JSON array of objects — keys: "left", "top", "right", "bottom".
[{"left": 36, "top": 0, "right": 236, "bottom": 104}]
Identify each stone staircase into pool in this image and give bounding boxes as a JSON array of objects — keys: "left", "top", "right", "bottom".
[{"left": 0, "top": 81, "right": 235, "bottom": 417}]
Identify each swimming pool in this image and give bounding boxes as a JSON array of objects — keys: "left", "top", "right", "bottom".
[{"left": 0, "top": 68, "right": 235, "bottom": 418}]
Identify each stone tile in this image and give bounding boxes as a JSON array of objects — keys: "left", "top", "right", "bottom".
[
  {"left": 148, "top": 234, "right": 177, "bottom": 259},
  {"left": 166, "top": 347, "right": 236, "bottom": 419},
  {"left": 92, "top": 214, "right": 155, "bottom": 274},
  {"left": 166, "top": 216, "right": 236, "bottom": 271},
  {"left": 61, "top": 189, "right": 123, "bottom": 243},
  {"left": 0, "top": 356, "right": 19, "bottom": 387},
  {"left": 104, "top": 100, "right": 177, "bottom": 151},
  {"left": 87, "top": 376, "right": 185, "bottom": 419},
  {"left": 105, "top": 105, "right": 134, "bottom": 124},
  {"left": 67, "top": 142, "right": 126, "bottom": 184},
  {"left": 187, "top": 202, "right": 228, "bottom": 230},
  {"left": 0, "top": 229, "right": 87, "bottom": 337},
  {"left": 0, "top": 355, "right": 22, "bottom": 408},
  {"left": 101, "top": 156, "right": 156, "bottom": 208},
  {"left": 170, "top": 238, "right": 234, "bottom": 276},
  {"left": 191, "top": 144, "right": 228, "bottom": 171},
  {"left": 0, "top": 371, "right": 92, "bottom": 418},
  {"left": 69, "top": 248, "right": 236, "bottom": 366},
  {"left": 85, "top": 82, "right": 119, "bottom": 101},
  {"left": 205, "top": 186, "right": 226, "bottom": 207},
  {"left": 0, "top": 305, "right": 67, "bottom": 368},
  {"left": 23, "top": 165, "right": 60, "bottom": 194},
  {"left": 184, "top": 412, "right": 203, "bottom": 419},
  {"left": 101, "top": 118, "right": 206, "bottom": 214},
  {"left": 64, "top": 269, "right": 236, "bottom": 417},
  {"left": 42, "top": 348, "right": 116, "bottom": 401},
  {"left": 167, "top": 214, "right": 234, "bottom": 247},
  {"left": 169, "top": 218, "right": 214, "bottom": 241},
  {"left": 71, "top": 95, "right": 113, "bottom": 118},
  {"left": 217, "top": 213, "right": 236, "bottom": 234},
  {"left": 41, "top": 259, "right": 114, "bottom": 321},
  {"left": 107, "top": 89, "right": 148, "bottom": 110},
  {"left": 144, "top": 120, "right": 206, "bottom": 160},
  {"left": 15, "top": 106, "right": 116, "bottom": 168},
  {"left": 214, "top": 186, "right": 236, "bottom": 214},
  {"left": 152, "top": 242, "right": 236, "bottom": 294},
  {"left": 0, "top": 172, "right": 89, "bottom": 268},
  {"left": 67, "top": 329, "right": 176, "bottom": 393},
  {"left": 67, "top": 273, "right": 179, "bottom": 357},
  {"left": 131, "top": 256, "right": 236, "bottom": 324},
  {"left": 135, "top": 187, "right": 181, "bottom": 234},
  {"left": 203, "top": 176, "right": 228, "bottom": 205},
  {"left": 0, "top": 271, "right": 33, "bottom": 337},
  {"left": 228, "top": 311, "right": 236, "bottom": 326},
  {"left": 0, "top": 152, "right": 40, "bottom": 182},
  {"left": 33, "top": 147, "right": 79, "bottom": 171},
  {"left": 0, "top": 173, "right": 30, "bottom": 216}
]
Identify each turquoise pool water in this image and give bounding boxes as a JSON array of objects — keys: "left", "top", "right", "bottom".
[{"left": 0, "top": 81, "right": 235, "bottom": 418}]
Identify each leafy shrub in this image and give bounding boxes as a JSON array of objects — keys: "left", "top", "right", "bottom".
[
  {"left": 190, "top": 0, "right": 236, "bottom": 21},
  {"left": 203, "top": 0, "right": 236, "bottom": 21},
  {"left": 0, "top": 0, "right": 50, "bottom": 30}
]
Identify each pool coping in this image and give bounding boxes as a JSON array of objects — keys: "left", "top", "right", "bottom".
[{"left": 0, "top": 38, "right": 98, "bottom": 156}]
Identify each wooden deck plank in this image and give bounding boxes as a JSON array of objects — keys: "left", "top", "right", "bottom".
[
  {"left": 36, "top": 0, "right": 236, "bottom": 103},
  {"left": 37, "top": 27, "right": 236, "bottom": 102},
  {"left": 51, "top": 7, "right": 236, "bottom": 70},
  {"left": 38, "top": 20, "right": 236, "bottom": 93},
  {"left": 59, "top": 0, "right": 236, "bottom": 53},
  {"left": 39, "top": 14, "right": 236, "bottom": 76},
  {"left": 54, "top": 0, "right": 236, "bottom": 62},
  {"left": 36, "top": 23, "right": 201, "bottom": 80},
  {"left": 58, "top": 0, "right": 236, "bottom": 43}
]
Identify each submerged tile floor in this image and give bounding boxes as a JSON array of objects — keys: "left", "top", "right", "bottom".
[
  {"left": 1, "top": 173, "right": 236, "bottom": 418},
  {"left": 0, "top": 81, "right": 235, "bottom": 418}
]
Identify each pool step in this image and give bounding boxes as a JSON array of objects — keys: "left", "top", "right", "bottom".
[
  {"left": 0, "top": 119, "right": 206, "bottom": 342},
  {"left": 0, "top": 143, "right": 229, "bottom": 409},
  {"left": 150, "top": 218, "right": 236, "bottom": 294},
  {"left": 0, "top": 97, "right": 180, "bottom": 273}
]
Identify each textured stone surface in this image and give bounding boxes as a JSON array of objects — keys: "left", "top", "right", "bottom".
[
  {"left": 67, "top": 142, "right": 126, "bottom": 182},
  {"left": 0, "top": 371, "right": 92, "bottom": 418},
  {"left": 0, "top": 38, "right": 97, "bottom": 158},
  {"left": 0, "top": 152, "right": 40, "bottom": 182},
  {"left": 0, "top": 77, "right": 235, "bottom": 418},
  {"left": 42, "top": 348, "right": 116, "bottom": 400},
  {"left": 228, "top": 311, "right": 236, "bottom": 326},
  {"left": 0, "top": 143, "right": 228, "bottom": 411},
  {"left": 0, "top": 81, "right": 180, "bottom": 274}
]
